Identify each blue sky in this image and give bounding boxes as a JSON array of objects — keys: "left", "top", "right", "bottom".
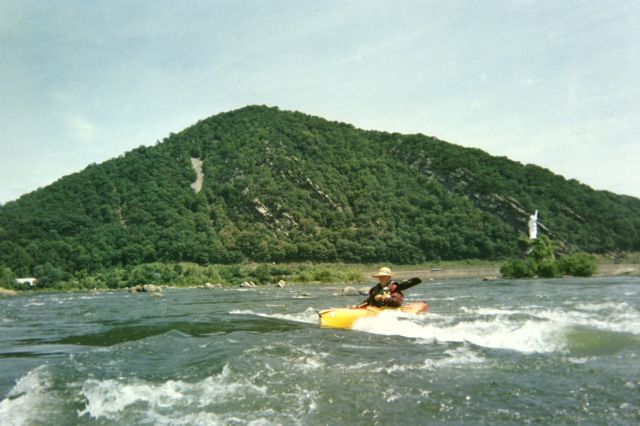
[{"left": 1, "top": 0, "right": 639, "bottom": 203}]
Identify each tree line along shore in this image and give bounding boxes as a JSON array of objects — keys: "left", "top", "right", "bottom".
[{"left": 1, "top": 258, "right": 638, "bottom": 295}]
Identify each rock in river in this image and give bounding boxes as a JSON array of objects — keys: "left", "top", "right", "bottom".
[
  {"left": 0, "top": 288, "right": 17, "bottom": 298},
  {"left": 335, "top": 286, "right": 360, "bottom": 296}
]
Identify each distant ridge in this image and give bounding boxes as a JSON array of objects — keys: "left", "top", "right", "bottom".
[{"left": 1, "top": 105, "right": 639, "bottom": 275}]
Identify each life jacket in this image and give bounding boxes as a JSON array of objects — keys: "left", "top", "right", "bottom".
[{"left": 368, "top": 282, "right": 404, "bottom": 307}]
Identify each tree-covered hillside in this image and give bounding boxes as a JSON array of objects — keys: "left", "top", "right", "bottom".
[{"left": 1, "top": 105, "right": 639, "bottom": 276}]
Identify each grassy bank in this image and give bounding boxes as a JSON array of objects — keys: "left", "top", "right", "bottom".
[
  {"left": 3, "top": 255, "right": 638, "bottom": 293},
  {"left": 6, "top": 262, "right": 367, "bottom": 292},
  {"left": 4, "top": 260, "right": 500, "bottom": 292},
  {"left": 4, "top": 258, "right": 508, "bottom": 292}
]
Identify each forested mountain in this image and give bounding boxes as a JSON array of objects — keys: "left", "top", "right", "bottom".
[{"left": 1, "top": 105, "right": 639, "bottom": 276}]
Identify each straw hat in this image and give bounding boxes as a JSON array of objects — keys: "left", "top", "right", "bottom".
[{"left": 372, "top": 267, "right": 392, "bottom": 277}]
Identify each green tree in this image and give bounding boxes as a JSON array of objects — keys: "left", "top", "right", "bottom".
[
  {"left": 536, "top": 259, "right": 559, "bottom": 278},
  {"left": 530, "top": 236, "right": 555, "bottom": 263},
  {"left": 0, "top": 266, "right": 15, "bottom": 288},
  {"left": 500, "top": 259, "right": 536, "bottom": 278},
  {"left": 33, "top": 263, "right": 67, "bottom": 288},
  {"left": 558, "top": 253, "right": 597, "bottom": 277}
]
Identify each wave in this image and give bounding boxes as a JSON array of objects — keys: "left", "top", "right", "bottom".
[
  {"left": 77, "top": 362, "right": 321, "bottom": 425},
  {"left": 368, "top": 346, "right": 487, "bottom": 373},
  {"left": 468, "top": 303, "right": 640, "bottom": 335},
  {"left": 352, "top": 311, "right": 564, "bottom": 353},
  {"left": 0, "top": 366, "right": 54, "bottom": 426},
  {"left": 78, "top": 364, "right": 267, "bottom": 422},
  {"left": 1, "top": 364, "right": 294, "bottom": 425},
  {"left": 350, "top": 301, "right": 640, "bottom": 354},
  {"left": 229, "top": 307, "right": 318, "bottom": 324}
]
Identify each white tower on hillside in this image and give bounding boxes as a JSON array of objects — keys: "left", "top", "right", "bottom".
[{"left": 528, "top": 210, "right": 539, "bottom": 239}]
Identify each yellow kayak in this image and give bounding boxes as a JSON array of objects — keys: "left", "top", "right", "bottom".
[{"left": 318, "top": 302, "right": 428, "bottom": 330}]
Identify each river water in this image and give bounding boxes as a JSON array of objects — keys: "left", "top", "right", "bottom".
[{"left": 1, "top": 277, "right": 639, "bottom": 425}]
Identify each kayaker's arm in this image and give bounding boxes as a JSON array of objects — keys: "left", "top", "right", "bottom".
[
  {"left": 359, "top": 284, "right": 381, "bottom": 307},
  {"left": 383, "top": 289, "right": 404, "bottom": 307}
]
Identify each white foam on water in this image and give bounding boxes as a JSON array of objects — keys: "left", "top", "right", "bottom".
[
  {"left": 79, "top": 295, "right": 103, "bottom": 300},
  {"left": 463, "top": 306, "right": 535, "bottom": 316},
  {"left": 246, "top": 418, "right": 276, "bottom": 426},
  {"left": 423, "top": 346, "right": 487, "bottom": 370},
  {"left": 365, "top": 346, "right": 488, "bottom": 374},
  {"left": 383, "top": 386, "right": 401, "bottom": 402},
  {"left": 229, "top": 307, "right": 318, "bottom": 324},
  {"left": 455, "top": 302, "right": 640, "bottom": 350},
  {"left": 288, "top": 345, "right": 329, "bottom": 372},
  {"left": 444, "top": 318, "right": 564, "bottom": 353},
  {"left": 0, "top": 366, "right": 55, "bottom": 426},
  {"left": 568, "top": 356, "right": 598, "bottom": 364},
  {"left": 352, "top": 309, "right": 566, "bottom": 353},
  {"left": 245, "top": 343, "right": 328, "bottom": 374},
  {"left": 570, "top": 301, "right": 640, "bottom": 334},
  {"left": 229, "top": 309, "right": 254, "bottom": 314},
  {"left": 123, "top": 410, "right": 275, "bottom": 426},
  {"left": 429, "top": 295, "right": 474, "bottom": 301},
  {"left": 153, "top": 411, "right": 223, "bottom": 426},
  {"left": 575, "top": 301, "right": 630, "bottom": 312},
  {"left": 534, "top": 306, "right": 640, "bottom": 335},
  {"left": 419, "top": 311, "right": 454, "bottom": 324},
  {"left": 77, "top": 360, "right": 318, "bottom": 425},
  {"left": 78, "top": 364, "right": 267, "bottom": 421},
  {"left": 340, "top": 361, "right": 378, "bottom": 371},
  {"left": 353, "top": 296, "right": 640, "bottom": 353}
]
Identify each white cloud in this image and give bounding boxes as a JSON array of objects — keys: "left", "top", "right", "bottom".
[
  {"left": 65, "top": 114, "right": 98, "bottom": 143},
  {"left": 1, "top": 1, "right": 639, "bottom": 203}
]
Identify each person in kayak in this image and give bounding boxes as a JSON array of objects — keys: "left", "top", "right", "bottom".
[{"left": 366, "top": 267, "right": 404, "bottom": 307}]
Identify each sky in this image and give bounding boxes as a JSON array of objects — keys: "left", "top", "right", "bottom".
[{"left": 1, "top": 0, "right": 639, "bottom": 204}]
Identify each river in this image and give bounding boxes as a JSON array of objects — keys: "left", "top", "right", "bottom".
[{"left": 1, "top": 277, "right": 639, "bottom": 425}]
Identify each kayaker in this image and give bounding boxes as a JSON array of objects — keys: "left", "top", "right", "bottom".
[{"left": 366, "top": 267, "right": 404, "bottom": 307}]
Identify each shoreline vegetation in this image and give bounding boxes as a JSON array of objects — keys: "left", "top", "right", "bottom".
[{"left": 2, "top": 257, "right": 639, "bottom": 295}]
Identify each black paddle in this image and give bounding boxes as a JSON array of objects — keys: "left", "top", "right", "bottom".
[
  {"left": 355, "top": 277, "right": 422, "bottom": 308},
  {"left": 396, "top": 277, "right": 422, "bottom": 291}
]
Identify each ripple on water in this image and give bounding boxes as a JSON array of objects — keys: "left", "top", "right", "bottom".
[{"left": 1, "top": 281, "right": 639, "bottom": 425}]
